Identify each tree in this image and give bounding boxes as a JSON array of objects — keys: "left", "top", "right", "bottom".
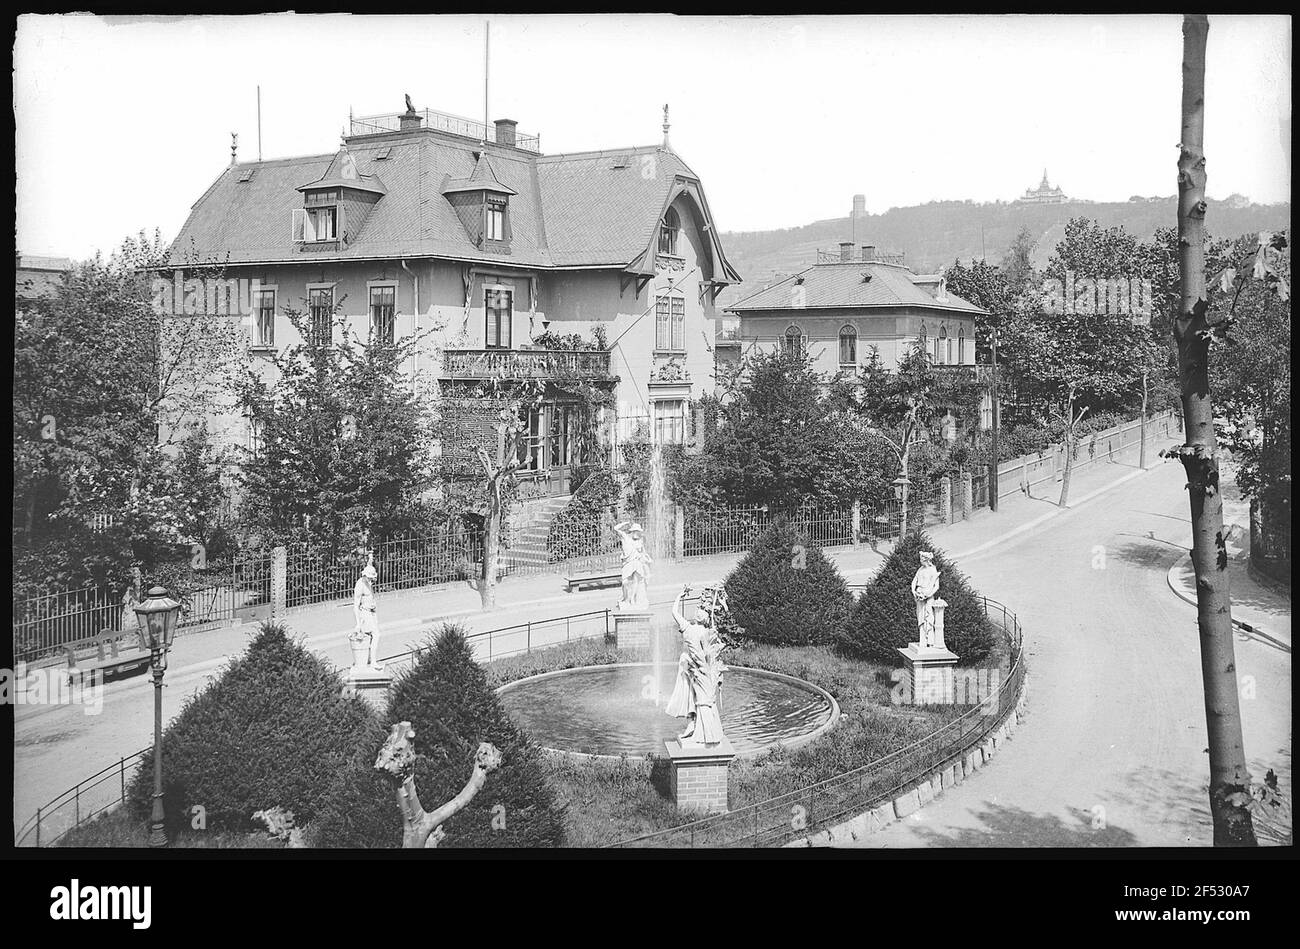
[
  {"left": 1171, "top": 13, "right": 1260, "bottom": 847},
  {"left": 12, "top": 233, "right": 244, "bottom": 590},
  {"left": 1000, "top": 226, "right": 1037, "bottom": 295},
  {"left": 943, "top": 257, "right": 1017, "bottom": 362},
  {"left": 235, "top": 302, "right": 437, "bottom": 549},
  {"left": 723, "top": 518, "right": 853, "bottom": 646}
]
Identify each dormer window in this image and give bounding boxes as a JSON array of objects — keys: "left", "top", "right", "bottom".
[
  {"left": 486, "top": 199, "right": 507, "bottom": 242},
  {"left": 294, "top": 190, "right": 341, "bottom": 244},
  {"left": 658, "top": 207, "right": 681, "bottom": 256}
]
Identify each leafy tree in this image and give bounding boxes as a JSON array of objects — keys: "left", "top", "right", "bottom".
[
  {"left": 1000, "top": 226, "right": 1037, "bottom": 295},
  {"left": 724, "top": 518, "right": 853, "bottom": 646},
  {"left": 13, "top": 232, "right": 244, "bottom": 590},
  {"left": 235, "top": 302, "right": 437, "bottom": 550},
  {"left": 942, "top": 258, "right": 1017, "bottom": 361},
  {"left": 836, "top": 531, "right": 995, "bottom": 666}
]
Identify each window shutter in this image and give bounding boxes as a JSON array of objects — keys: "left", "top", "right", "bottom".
[
  {"left": 338, "top": 204, "right": 347, "bottom": 244},
  {"left": 292, "top": 208, "right": 306, "bottom": 242}
]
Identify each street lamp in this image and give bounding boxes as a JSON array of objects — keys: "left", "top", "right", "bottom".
[{"left": 133, "top": 585, "right": 181, "bottom": 848}]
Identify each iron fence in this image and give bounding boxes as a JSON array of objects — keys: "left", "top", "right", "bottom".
[{"left": 609, "top": 597, "right": 1025, "bottom": 848}]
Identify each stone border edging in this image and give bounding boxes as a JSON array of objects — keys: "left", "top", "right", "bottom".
[
  {"left": 790, "top": 669, "right": 1030, "bottom": 847},
  {"left": 1166, "top": 554, "right": 1284, "bottom": 644},
  {"left": 494, "top": 661, "right": 841, "bottom": 763}
]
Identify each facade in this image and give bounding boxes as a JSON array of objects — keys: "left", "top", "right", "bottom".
[
  {"left": 16, "top": 254, "right": 71, "bottom": 307},
  {"left": 725, "top": 242, "right": 985, "bottom": 377},
  {"left": 166, "top": 104, "right": 741, "bottom": 497},
  {"left": 1017, "top": 169, "right": 1068, "bottom": 204}
]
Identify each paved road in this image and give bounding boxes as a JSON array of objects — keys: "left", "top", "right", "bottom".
[{"left": 852, "top": 461, "right": 1291, "bottom": 848}]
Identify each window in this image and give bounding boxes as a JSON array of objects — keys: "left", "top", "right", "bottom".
[
  {"left": 485, "top": 287, "right": 513, "bottom": 349},
  {"left": 783, "top": 323, "right": 804, "bottom": 358},
  {"left": 839, "top": 324, "right": 857, "bottom": 366},
  {"left": 517, "top": 406, "right": 543, "bottom": 471},
  {"left": 369, "top": 286, "right": 396, "bottom": 345},
  {"left": 655, "top": 294, "right": 685, "bottom": 352},
  {"left": 309, "top": 288, "right": 333, "bottom": 345},
  {"left": 934, "top": 324, "right": 948, "bottom": 365},
  {"left": 246, "top": 416, "right": 265, "bottom": 459},
  {"left": 486, "top": 202, "right": 506, "bottom": 241},
  {"left": 253, "top": 290, "right": 276, "bottom": 348},
  {"left": 304, "top": 206, "right": 337, "bottom": 242},
  {"left": 658, "top": 207, "right": 680, "bottom": 256},
  {"left": 958, "top": 325, "right": 966, "bottom": 365},
  {"left": 548, "top": 404, "right": 580, "bottom": 468},
  {"left": 654, "top": 400, "right": 686, "bottom": 445}
]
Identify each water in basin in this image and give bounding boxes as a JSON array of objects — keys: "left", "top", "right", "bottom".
[{"left": 498, "top": 663, "right": 834, "bottom": 758}]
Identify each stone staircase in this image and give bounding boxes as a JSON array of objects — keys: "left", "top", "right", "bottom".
[{"left": 504, "top": 495, "right": 572, "bottom": 570}]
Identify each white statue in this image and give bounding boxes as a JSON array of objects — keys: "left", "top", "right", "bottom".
[
  {"left": 352, "top": 559, "right": 381, "bottom": 668},
  {"left": 614, "top": 520, "right": 653, "bottom": 611},
  {"left": 665, "top": 585, "right": 728, "bottom": 746},
  {"left": 911, "top": 550, "right": 941, "bottom": 649}
]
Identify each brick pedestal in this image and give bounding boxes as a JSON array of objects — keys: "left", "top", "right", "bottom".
[
  {"left": 665, "top": 737, "right": 735, "bottom": 814},
  {"left": 613, "top": 610, "right": 652, "bottom": 649},
  {"left": 897, "top": 643, "right": 960, "bottom": 705},
  {"left": 343, "top": 666, "right": 393, "bottom": 715}
]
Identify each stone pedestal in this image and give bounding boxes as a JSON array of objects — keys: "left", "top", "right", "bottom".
[
  {"left": 343, "top": 666, "right": 393, "bottom": 714},
  {"left": 664, "top": 737, "right": 735, "bottom": 814},
  {"left": 612, "top": 610, "right": 652, "bottom": 649},
  {"left": 897, "top": 643, "right": 960, "bottom": 705}
]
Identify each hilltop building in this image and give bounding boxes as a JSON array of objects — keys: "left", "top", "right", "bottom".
[{"left": 1017, "top": 169, "right": 1068, "bottom": 204}]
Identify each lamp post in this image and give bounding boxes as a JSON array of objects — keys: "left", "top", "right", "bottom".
[
  {"left": 989, "top": 324, "right": 1000, "bottom": 512},
  {"left": 133, "top": 585, "right": 181, "bottom": 848}
]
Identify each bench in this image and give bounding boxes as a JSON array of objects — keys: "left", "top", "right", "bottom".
[
  {"left": 564, "top": 571, "right": 622, "bottom": 593},
  {"left": 63, "top": 629, "right": 152, "bottom": 683}
]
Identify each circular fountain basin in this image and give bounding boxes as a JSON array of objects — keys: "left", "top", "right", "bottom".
[{"left": 496, "top": 663, "right": 839, "bottom": 760}]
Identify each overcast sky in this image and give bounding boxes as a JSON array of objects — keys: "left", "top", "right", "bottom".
[{"left": 14, "top": 13, "right": 1292, "bottom": 261}]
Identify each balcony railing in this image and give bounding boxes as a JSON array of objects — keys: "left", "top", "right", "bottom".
[{"left": 440, "top": 348, "right": 613, "bottom": 381}]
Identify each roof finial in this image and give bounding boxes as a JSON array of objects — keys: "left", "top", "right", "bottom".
[
  {"left": 662, "top": 103, "right": 671, "bottom": 150},
  {"left": 230, "top": 132, "right": 238, "bottom": 166}
]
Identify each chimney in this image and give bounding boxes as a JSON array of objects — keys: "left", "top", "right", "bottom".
[
  {"left": 861, "top": 245, "right": 876, "bottom": 261},
  {"left": 838, "top": 241, "right": 854, "bottom": 262},
  {"left": 399, "top": 111, "right": 424, "bottom": 131},
  {"left": 494, "top": 119, "right": 518, "bottom": 147}
]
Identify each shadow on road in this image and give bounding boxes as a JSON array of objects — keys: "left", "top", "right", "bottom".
[{"left": 903, "top": 803, "right": 1141, "bottom": 848}]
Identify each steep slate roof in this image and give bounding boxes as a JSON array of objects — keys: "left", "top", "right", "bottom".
[
  {"left": 725, "top": 261, "right": 986, "bottom": 315},
  {"left": 168, "top": 129, "right": 736, "bottom": 279}
]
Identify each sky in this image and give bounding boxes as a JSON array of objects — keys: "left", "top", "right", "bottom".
[{"left": 14, "top": 13, "right": 1292, "bottom": 261}]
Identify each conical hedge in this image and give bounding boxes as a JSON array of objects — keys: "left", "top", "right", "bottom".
[
  {"left": 836, "top": 531, "right": 995, "bottom": 665},
  {"left": 126, "top": 622, "right": 381, "bottom": 835},
  {"left": 313, "top": 622, "right": 567, "bottom": 847},
  {"left": 723, "top": 517, "right": 853, "bottom": 646}
]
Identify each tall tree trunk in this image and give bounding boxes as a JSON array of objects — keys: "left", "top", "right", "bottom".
[
  {"left": 1175, "top": 13, "right": 1256, "bottom": 847},
  {"left": 1139, "top": 368, "right": 1149, "bottom": 470},
  {"left": 479, "top": 486, "right": 500, "bottom": 611}
]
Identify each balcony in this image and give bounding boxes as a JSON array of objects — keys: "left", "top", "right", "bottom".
[{"left": 440, "top": 348, "right": 614, "bottom": 382}]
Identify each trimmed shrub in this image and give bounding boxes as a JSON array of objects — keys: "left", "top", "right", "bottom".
[
  {"left": 126, "top": 622, "right": 380, "bottom": 835},
  {"left": 314, "top": 623, "right": 567, "bottom": 848},
  {"left": 723, "top": 517, "right": 853, "bottom": 646},
  {"left": 547, "top": 468, "right": 619, "bottom": 562},
  {"left": 836, "top": 531, "right": 995, "bottom": 666}
]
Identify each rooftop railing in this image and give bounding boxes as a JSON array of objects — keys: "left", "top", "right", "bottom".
[{"left": 349, "top": 109, "right": 541, "bottom": 153}]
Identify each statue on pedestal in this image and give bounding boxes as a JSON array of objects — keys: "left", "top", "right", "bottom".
[
  {"left": 911, "top": 550, "right": 941, "bottom": 649},
  {"left": 614, "top": 520, "right": 652, "bottom": 611},
  {"left": 665, "top": 585, "right": 728, "bottom": 746},
  {"left": 352, "top": 558, "right": 381, "bottom": 669}
]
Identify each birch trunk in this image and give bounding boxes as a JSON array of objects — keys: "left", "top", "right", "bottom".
[{"left": 1175, "top": 13, "right": 1256, "bottom": 846}]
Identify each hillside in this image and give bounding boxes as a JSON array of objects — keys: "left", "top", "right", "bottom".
[{"left": 717, "top": 197, "right": 1291, "bottom": 309}]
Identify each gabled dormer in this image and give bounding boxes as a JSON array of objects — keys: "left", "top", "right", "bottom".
[
  {"left": 441, "top": 150, "right": 517, "bottom": 254},
  {"left": 292, "top": 143, "right": 387, "bottom": 250}
]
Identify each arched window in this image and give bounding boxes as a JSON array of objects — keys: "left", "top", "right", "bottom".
[
  {"left": 958, "top": 324, "right": 966, "bottom": 365},
  {"left": 939, "top": 323, "right": 950, "bottom": 365},
  {"left": 838, "top": 324, "right": 858, "bottom": 366},
  {"left": 783, "top": 323, "right": 804, "bottom": 359},
  {"left": 658, "top": 207, "right": 681, "bottom": 256}
]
